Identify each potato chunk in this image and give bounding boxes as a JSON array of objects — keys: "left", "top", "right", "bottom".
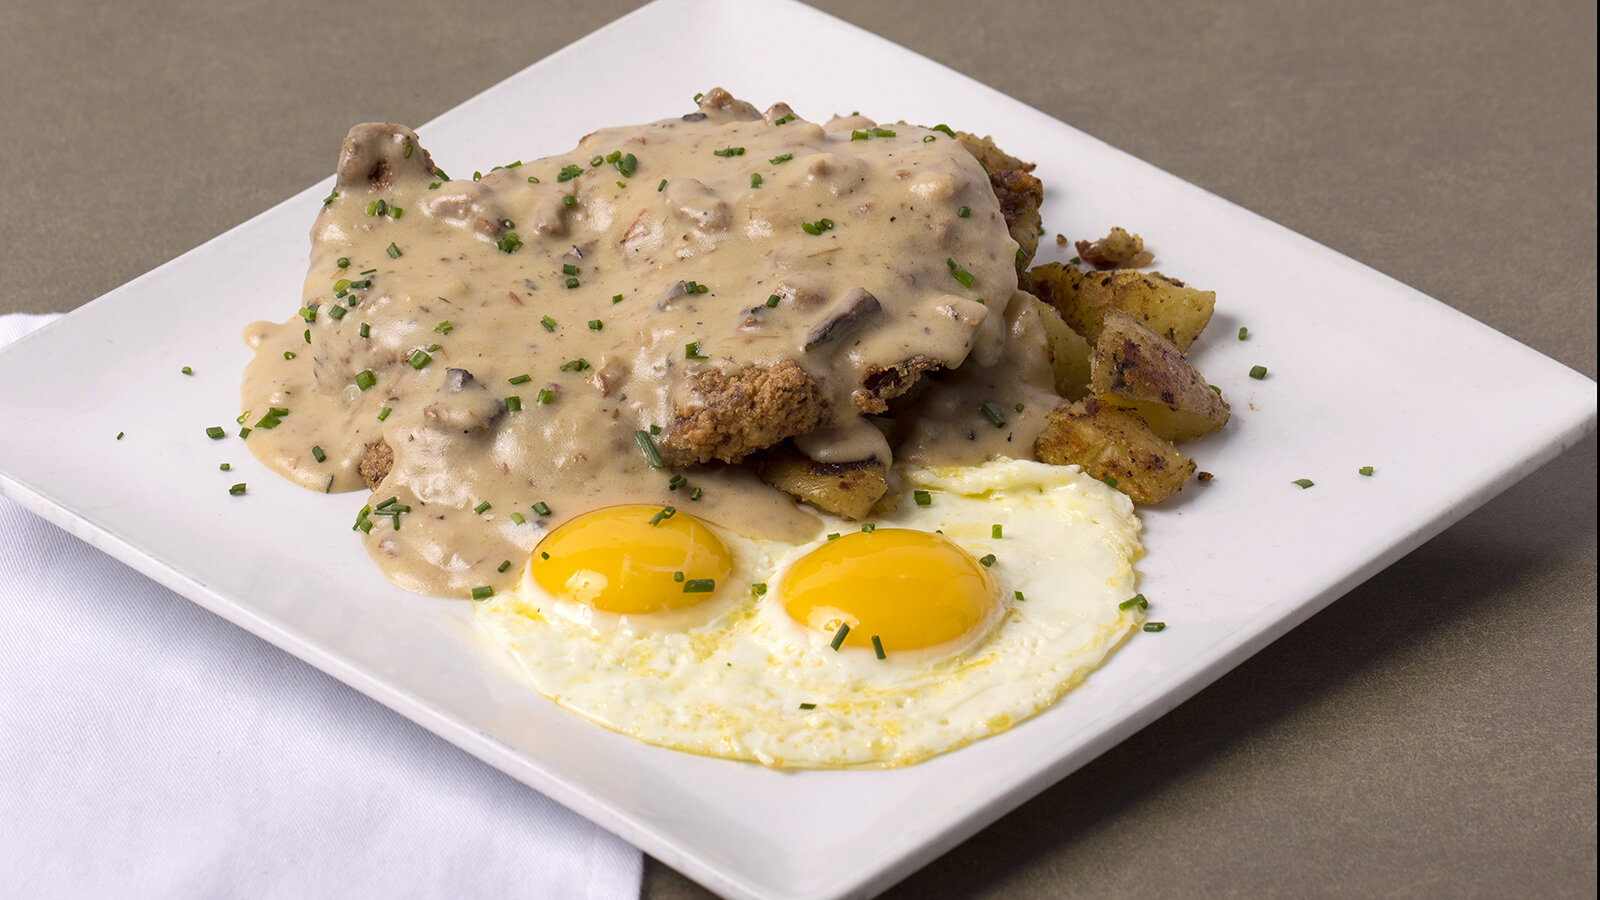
[
  {"left": 1018, "top": 292, "right": 1091, "bottom": 399},
  {"left": 1024, "top": 263, "right": 1216, "bottom": 352},
  {"left": 1075, "top": 226, "right": 1153, "bottom": 269},
  {"left": 754, "top": 446, "right": 889, "bottom": 520},
  {"left": 1092, "top": 311, "right": 1230, "bottom": 442},
  {"left": 1034, "top": 398, "right": 1195, "bottom": 504}
]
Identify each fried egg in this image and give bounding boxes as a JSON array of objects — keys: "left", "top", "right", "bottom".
[{"left": 474, "top": 459, "right": 1144, "bottom": 768}]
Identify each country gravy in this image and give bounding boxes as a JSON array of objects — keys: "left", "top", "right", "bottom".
[{"left": 241, "top": 90, "right": 1058, "bottom": 598}]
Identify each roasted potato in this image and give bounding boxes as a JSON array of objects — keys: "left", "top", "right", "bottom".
[
  {"left": 1076, "top": 226, "right": 1153, "bottom": 269},
  {"left": 1091, "top": 310, "right": 1230, "bottom": 442},
  {"left": 754, "top": 445, "right": 889, "bottom": 520},
  {"left": 1033, "top": 398, "right": 1195, "bottom": 504},
  {"left": 1019, "top": 291, "right": 1092, "bottom": 399},
  {"left": 1025, "top": 263, "right": 1215, "bottom": 353}
]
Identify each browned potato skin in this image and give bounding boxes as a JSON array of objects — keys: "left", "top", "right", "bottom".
[
  {"left": 753, "top": 446, "right": 889, "bottom": 521},
  {"left": 1023, "top": 263, "right": 1215, "bottom": 353},
  {"left": 1033, "top": 398, "right": 1196, "bottom": 504},
  {"left": 1092, "top": 310, "right": 1230, "bottom": 442}
]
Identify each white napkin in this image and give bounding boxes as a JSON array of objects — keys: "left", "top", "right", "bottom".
[{"left": 0, "top": 313, "right": 642, "bottom": 899}]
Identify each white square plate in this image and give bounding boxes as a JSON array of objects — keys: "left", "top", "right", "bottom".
[{"left": 0, "top": 1, "right": 1592, "bottom": 898}]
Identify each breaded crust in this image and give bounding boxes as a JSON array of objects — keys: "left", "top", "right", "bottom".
[
  {"left": 359, "top": 440, "right": 394, "bottom": 490},
  {"left": 659, "top": 360, "right": 828, "bottom": 466}
]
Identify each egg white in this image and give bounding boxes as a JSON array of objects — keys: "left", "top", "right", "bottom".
[{"left": 474, "top": 459, "right": 1144, "bottom": 768}]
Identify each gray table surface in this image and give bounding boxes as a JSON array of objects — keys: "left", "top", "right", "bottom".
[{"left": 3, "top": 0, "right": 1594, "bottom": 897}]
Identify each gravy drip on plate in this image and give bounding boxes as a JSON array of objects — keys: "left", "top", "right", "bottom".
[{"left": 241, "top": 90, "right": 1057, "bottom": 598}]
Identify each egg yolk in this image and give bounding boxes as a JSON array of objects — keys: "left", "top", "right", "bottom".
[
  {"left": 780, "top": 529, "right": 998, "bottom": 652},
  {"left": 530, "top": 505, "right": 732, "bottom": 614}
]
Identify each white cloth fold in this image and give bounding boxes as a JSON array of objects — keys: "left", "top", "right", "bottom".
[{"left": 0, "top": 313, "right": 642, "bottom": 899}]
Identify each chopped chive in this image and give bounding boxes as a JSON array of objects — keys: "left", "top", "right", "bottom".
[
  {"left": 336, "top": 257, "right": 350, "bottom": 268},
  {"left": 365, "top": 200, "right": 379, "bottom": 216},
  {"left": 922, "top": 135, "right": 936, "bottom": 142},
  {"left": 386, "top": 242, "right": 401, "bottom": 259},
  {"left": 1249, "top": 365, "right": 1268, "bottom": 379},
  {"left": 558, "top": 358, "right": 589, "bottom": 372},
  {"left": 541, "top": 315, "right": 557, "bottom": 332},
  {"left": 402, "top": 143, "right": 413, "bottom": 159},
  {"left": 872, "top": 128, "right": 896, "bottom": 138},
  {"left": 769, "top": 153, "right": 793, "bottom": 165},
  {"left": 673, "top": 571, "right": 684, "bottom": 583},
  {"left": 946, "top": 258, "right": 975, "bottom": 288},
  {"left": 872, "top": 635, "right": 886, "bottom": 659},
  {"left": 830, "top": 623, "right": 851, "bottom": 650},
  {"left": 991, "top": 524, "right": 1003, "bottom": 539},
  {"left": 1119, "top": 593, "right": 1148, "bottom": 610},
  {"left": 587, "top": 319, "right": 603, "bottom": 331},
  {"left": 668, "top": 474, "right": 687, "bottom": 491},
  {"left": 658, "top": 179, "right": 667, "bottom": 192},
  {"left": 407, "top": 349, "right": 431, "bottom": 369},
  {"left": 979, "top": 554, "right": 997, "bottom": 567},
  {"left": 800, "top": 218, "right": 835, "bottom": 236},
  {"left": 635, "top": 430, "right": 665, "bottom": 468},
  {"left": 205, "top": 426, "right": 225, "bottom": 439},
  {"left": 298, "top": 306, "right": 318, "bottom": 323},
  {"left": 532, "top": 501, "right": 552, "bottom": 516},
  {"left": 751, "top": 583, "right": 768, "bottom": 596},
  {"left": 359, "top": 322, "right": 371, "bottom": 338},
  {"left": 1292, "top": 478, "right": 1315, "bottom": 489},
  {"left": 510, "top": 512, "right": 526, "bottom": 525},
  {"left": 932, "top": 123, "right": 956, "bottom": 138},
  {"left": 377, "top": 406, "right": 392, "bottom": 421},
  {"left": 536, "top": 388, "right": 554, "bottom": 405},
  {"left": 561, "top": 263, "right": 578, "bottom": 276},
  {"left": 1143, "top": 622, "right": 1167, "bottom": 632},
  {"left": 326, "top": 304, "right": 347, "bottom": 320},
  {"left": 1238, "top": 326, "right": 1250, "bottom": 340},
  {"left": 504, "top": 396, "right": 522, "bottom": 411},
  {"left": 562, "top": 195, "right": 575, "bottom": 207},
  {"left": 497, "top": 560, "right": 511, "bottom": 573},
  {"left": 913, "top": 489, "right": 932, "bottom": 507},
  {"left": 774, "top": 113, "right": 795, "bottom": 125},
  {"left": 861, "top": 523, "right": 876, "bottom": 533},
  {"left": 565, "top": 277, "right": 580, "bottom": 289},
  {"left": 827, "top": 533, "right": 840, "bottom": 541},
  {"left": 685, "top": 341, "right": 708, "bottom": 360},
  {"left": 750, "top": 173, "right": 762, "bottom": 188},
  {"left": 228, "top": 483, "right": 247, "bottom": 496},
  {"left": 850, "top": 129, "right": 869, "bottom": 141},
  {"left": 648, "top": 505, "right": 676, "bottom": 526},
  {"left": 979, "top": 402, "right": 1006, "bottom": 428},
  {"left": 612, "top": 293, "right": 625, "bottom": 304},
  {"left": 508, "top": 373, "right": 532, "bottom": 385},
  {"left": 219, "top": 462, "right": 231, "bottom": 471},
  {"left": 590, "top": 154, "right": 604, "bottom": 167},
  {"left": 556, "top": 164, "right": 583, "bottom": 182},
  {"left": 1103, "top": 475, "right": 1119, "bottom": 488},
  {"left": 957, "top": 206, "right": 971, "bottom": 218},
  {"left": 799, "top": 702, "right": 816, "bottom": 710},
  {"left": 711, "top": 146, "right": 746, "bottom": 157},
  {"left": 474, "top": 501, "right": 491, "bottom": 515},
  {"left": 180, "top": 366, "right": 193, "bottom": 375},
  {"left": 689, "top": 487, "right": 702, "bottom": 501},
  {"left": 1014, "top": 590, "right": 1026, "bottom": 602},
  {"left": 311, "top": 446, "right": 326, "bottom": 463},
  {"left": 765, "top": 294, "right": 780, "bottom": 308},
  {"left": 683, "top": 578, "right": 715, "bottom": 593},
  {"left": 470, "top": 586, "right": 494, "bottom": 601},
  {"left": 496, "top": 232, "right": 523, "bottom": 253},
  {"left": 617, "top": 153, "right": 637, "bottom": 177},
  {"left": 355, "top": 370, "right": 376, "bottom": 390},
  {"left": 323, "top": 190, "right": 339, "bottom": 205},
  {"left": 540, "top": 552, "right": 549, "bottom": 560},
  {"left": 1359, "top": 466, "right": 1375, "bottom": 476},
  {"left": 1210, "top": 384, "right": 1221, "bottom": 394},
  {"left": 434, "top": 320, "right": 453, "bottom": 334}
]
